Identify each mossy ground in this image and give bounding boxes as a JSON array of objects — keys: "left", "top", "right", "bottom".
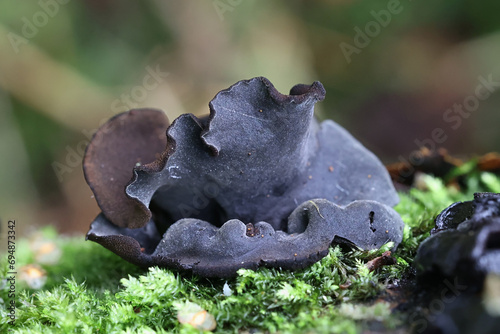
[{"left": 1, "top": 170, "right": 500, "bottom": 333}]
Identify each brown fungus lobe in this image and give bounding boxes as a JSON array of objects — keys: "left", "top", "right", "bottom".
[{"left": 83, "top": 109, "right": 169, "bottom": 228}]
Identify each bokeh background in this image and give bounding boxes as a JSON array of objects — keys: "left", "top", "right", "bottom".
[{"left": 1, "top": 0, "right": 499, "bottom": 235}]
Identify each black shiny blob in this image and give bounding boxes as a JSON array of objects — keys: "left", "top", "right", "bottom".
[{"left": 415, "top": 192, "right": 500, "bottom": 287}]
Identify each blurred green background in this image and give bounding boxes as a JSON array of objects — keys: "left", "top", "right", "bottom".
[{"left": 1, "top": 0, "right": 499, "bottom": 235}]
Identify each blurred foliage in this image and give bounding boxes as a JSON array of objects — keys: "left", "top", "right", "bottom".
[{"left": 0, "top": 0, "right": 499, "bottom": 234}]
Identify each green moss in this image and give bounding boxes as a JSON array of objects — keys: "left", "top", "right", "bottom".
[{"left": 1, "top": 171, "right": 499, "bottom": 333}]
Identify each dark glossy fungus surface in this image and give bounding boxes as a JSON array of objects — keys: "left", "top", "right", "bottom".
[
  {"left": 84, "top": 77, "right": 404, "bottom": 277},
  {"left": 415, "top": 192, "right": 500, "bottom": 286}
]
